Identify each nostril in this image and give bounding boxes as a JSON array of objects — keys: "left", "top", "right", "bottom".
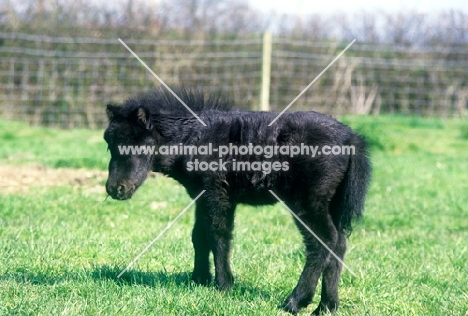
[{"left": 117, "top": 184, "right": 126, "bottom": 195}]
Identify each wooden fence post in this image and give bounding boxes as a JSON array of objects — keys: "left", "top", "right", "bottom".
[{"left": 260, "top": 32, "right": 272, "bottom": 111}]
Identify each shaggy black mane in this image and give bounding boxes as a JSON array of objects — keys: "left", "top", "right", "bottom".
[{"left": 116, "top": 87, "right": 233, "bottom": 117}]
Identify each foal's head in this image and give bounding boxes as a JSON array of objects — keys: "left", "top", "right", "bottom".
[{"left": 104, "top": 104, "right": 156, "bottom": 200}]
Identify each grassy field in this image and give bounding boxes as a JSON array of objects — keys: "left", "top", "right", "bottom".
[{"left": 0, "top": 116, "right": 467, "bottom": 315}]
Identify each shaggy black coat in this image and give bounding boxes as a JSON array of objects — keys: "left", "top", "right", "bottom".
[{"left": 104, "top": 87, "right": 371, "bottom": 314}]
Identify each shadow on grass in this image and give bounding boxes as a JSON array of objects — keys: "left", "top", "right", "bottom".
[
  {"left": 0, "top": 264, "right": 275, "bottom": 301},
  {"left": 90, "top": 264, "right": 275, "bottom": 300},
  {"left": 90, "top": 264, "right": 192, "bottom": 288},
  {"left": 0, "top": 265, "right": 191, "bottom": 288}
]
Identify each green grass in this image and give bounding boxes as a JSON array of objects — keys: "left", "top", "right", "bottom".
[
  {"left": 0, "top": 121, "right": 108, "bottom": 170},
  {"left": 1, "top": 116, "right": 468, "bottom": 315}
]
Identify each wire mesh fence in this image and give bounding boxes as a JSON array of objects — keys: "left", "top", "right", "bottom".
[{"left": 0, "top": 32, "right": 467, "bottom": 128}]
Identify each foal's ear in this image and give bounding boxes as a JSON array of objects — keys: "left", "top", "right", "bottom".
[
  {"left": 136, "top": 107, "right": 153, "bottom": 130},
  {"left": 106, "top": 104, "right": 118, "bottom": 121}
]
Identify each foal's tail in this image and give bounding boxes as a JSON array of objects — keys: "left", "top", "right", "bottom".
[{"left": 337, "top": 133, "right": 372, "bottom": 233}]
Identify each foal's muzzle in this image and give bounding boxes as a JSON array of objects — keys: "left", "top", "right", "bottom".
[{"left": 106, "top": 181, "right": 135, "bottom": 200}]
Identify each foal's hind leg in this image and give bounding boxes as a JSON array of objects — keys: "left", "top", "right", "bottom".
[
  {"left": 312, "top": 231, "right": 346, "bottom": 315},
  {"left": 282, "top": 200, "right": 338, "bottom": 314}
]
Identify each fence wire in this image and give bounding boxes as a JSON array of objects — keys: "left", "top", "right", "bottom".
[{"left": 0, "top": 32, "right": 467, "bottom": 128}]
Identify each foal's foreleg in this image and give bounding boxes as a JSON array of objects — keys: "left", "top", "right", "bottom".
[
  {"left": 207, "top": 205, "right": 236, "bottom": 290},
  {"left": 191, "top": 208, "right": 212, "bottom": 285},
  {"left": 194, "top": 192, "right": 236, "bottom": 290}
]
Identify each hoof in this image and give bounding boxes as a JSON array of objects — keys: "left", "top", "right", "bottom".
[
  {"left": 215, "top": 273, "right": 234, "bottom": 291},
  {"left": 281, "top": 293, "right": 312, "bottom": 314},
  {"left": 281, "top": 297, "right": 299, "bottom": 315},
  {"left": 191, "top": 271, "right": 212, "bottom": 286},
  {"left": 312, "top": 301, "right": 338, "bottom": 315}
]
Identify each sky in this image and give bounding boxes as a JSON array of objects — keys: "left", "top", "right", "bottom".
[{"left": 249, "top": 0, "right": 467, "bottom": 15}]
